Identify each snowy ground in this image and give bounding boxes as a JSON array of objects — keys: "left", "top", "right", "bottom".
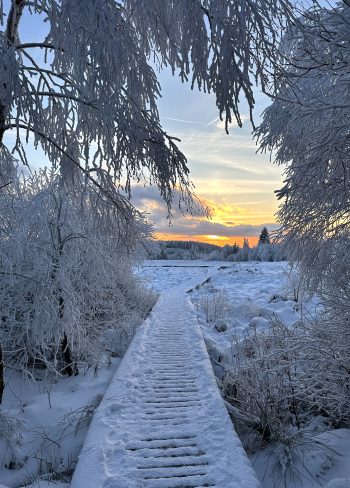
[
  {"left": 135, "top": 260, "right": 224, "bottom": 294},
  {"left": 189, "top": 261, "right": 320, "bottom": 371},
  {"left": 137, "top": 260, "right": 350, "bottom": 488},
  {"left": 0, "top": 360, "right": 120, "bottom": 488},
  {"left": 1, "top": 260, "right": 349, "bottom": 488}
]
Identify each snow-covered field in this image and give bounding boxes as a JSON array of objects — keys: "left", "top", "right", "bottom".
[
  {"left": 190, "top": 261, "right": 320, "bottom": 370},
  {"left": 135, "top": 259, "right": 224, "bottom": 293},
  {"left": 0, "top": 360, "right": 120, "bottom": 488},
  {"left": 138, "top": 260, "right": 319, "bottom": 358},
  {"left": 1, "top": 260, "right": 349, "bottom": 488},
  {"left": 137, "top": 260, "right": 350, "bottom": 488}
]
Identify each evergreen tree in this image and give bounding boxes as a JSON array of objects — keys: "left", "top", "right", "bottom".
[
  {"left": 232, "top": 242, "right": 240, "bottom": 254},
  {"left": 258, "top": 227, "right": 270, "bottom": 245}
]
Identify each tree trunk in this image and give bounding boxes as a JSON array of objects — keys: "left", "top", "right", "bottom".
[
  {"left": 0, "top": 343, "right": 4, "bottom": 405},
  {"left": 0, "top": 0, "right": 26, "bottom": 143},
  {"left": 61, "top": 331, "right": 76, "bottom": 376},
  {"left": 59, "top": 294, "right": 78, "bottom": 376}
]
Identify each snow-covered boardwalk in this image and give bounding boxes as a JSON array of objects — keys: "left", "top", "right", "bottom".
[{"left": 71, "top": 270, "right": 260, "bottom": 488}]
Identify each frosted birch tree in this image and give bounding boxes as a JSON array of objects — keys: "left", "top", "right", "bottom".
[
  {"left": 257, "top": 1, "right": 350, "bottom": 275},
  {"left": 0, "top": 0, "right": 293, "bottom": 211},
  {"left": 0, "top": 169, "right": 154, "bottom": 386},
  {"left": 256, "top": 2, "right": 350, "bottom": 396}
]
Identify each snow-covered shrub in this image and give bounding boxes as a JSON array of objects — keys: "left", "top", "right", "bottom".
[
  {"left": 277, "top": 241, "right": 350, "bottom": 426},
  {"left": 235, "top": 299, "right": 262, "bottom": 322},
  {"left": 283, "top": 267, "right": 309, "bottom": 304},
  {"left": 214, "top": 319, "right": 227, "bottom": 333},
  {"left": 0, "top": 412, "right": 22, "bottom": 470},
  {"left": 197, "top": 288, "right": 230, "bottom": 325},
  {"left": 254, "top": 429, "right": 334, "bottom": 488},
  {"left": 223, "top": 316, "right": 305, "bottom": 450},
  {"left": 223, "top": 314, "right": 350, "bottom": 457},
  {"left": 299, "top": 316, "right": 350, "bottom": 427},
  {"left": 0, "top": 170, "right": 156, "bottom": 382}
]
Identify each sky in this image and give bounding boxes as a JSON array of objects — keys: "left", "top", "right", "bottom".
[
  {"left": 129, "top": 0, "right": 336, "bottom": 247},
  {"left": 129, "top": 69, "right": 284, "bottom": 246},
  {"left": 5, "top": 1, "right": 287, "bottom": 247}
]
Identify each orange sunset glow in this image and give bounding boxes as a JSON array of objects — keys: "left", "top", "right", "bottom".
[
  {"left": 146, "top": 192, "right": 276, "bottom": 247},
  {"left": 155, "top": 233, "right": 259, "bottom": 247}
]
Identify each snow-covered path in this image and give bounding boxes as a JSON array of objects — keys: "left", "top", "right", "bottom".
[{"left": 70, "top": 269, "right": 260, "bottom": 488}]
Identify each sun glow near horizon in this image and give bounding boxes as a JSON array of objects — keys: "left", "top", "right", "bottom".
[
  {"left": 155, "top": 233, "right": 259, "bottom": 247},
  {"left": 151, "top": 194, "right": 273, "bottom": 247}
]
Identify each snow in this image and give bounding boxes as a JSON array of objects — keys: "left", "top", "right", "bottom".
[
  {"left": 251, "top": 429, "right": 350, "bottom": 488},
  {"left": 24, "top": 483, "right": 69, "bottom": 488},
  {"left": 2, "top": 260, "right": 349, "bottom": 487},
  {"left": 136, "top": 260, "right": 350, "bottom": 487},
  {"left": 70, "top": 265, "right": 260, "bottom": 488},
  {"left": 327, "top": 480, "right": 350, "bottom": 488},
  {"left": 135, "top": 260, "right": 224, "bottom": 294},
  {"left": 0, "top": 360, "right": 121, "bottom": 488},
  {"left": 189, "top": 261, "right": 320, "bottom": 369}
]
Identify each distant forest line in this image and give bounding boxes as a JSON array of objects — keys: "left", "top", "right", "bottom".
[{"left": 150, "top": 229, "right": 286, "bottom": 262}]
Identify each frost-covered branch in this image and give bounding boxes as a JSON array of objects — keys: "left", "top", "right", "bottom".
[
  {"left": 0, "top": 0, "right": 294, "bottom": 211},
  {"left": 256, "top": 2, "right": 350, "bottom": 375},
  {"left": 16, "top": 42, "right": 56, "bottom": 49}
]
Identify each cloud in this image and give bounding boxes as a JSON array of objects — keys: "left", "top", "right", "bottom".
[
  {"left": 128, "top": 183, "right": 279, "bottom": 241},
  {"left": 161, "top": 116, "right": 202, "bottom": 125},
  {"left": 128, "top": 184, "right": 207, "bottom": 220},
  {"left": 125, "top": 75, "right": 282, "bottom": 241},
  {"left": 156, "top": 218, "right": 279, "bottom": 238},
  {"left": 204, "top": 117, "right": 220, "bottom": 127}
]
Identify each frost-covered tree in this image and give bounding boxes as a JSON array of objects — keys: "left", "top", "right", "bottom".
[
  {"left": 257, "top": 1, "right": 350, "bottom": 269},
  {"left": 0, "top": 0, "right": 293, "bottom": 210},
  {"left": 256, "top": 2, "right": 350, "bottom": 396},
  {"left": 238, "top": 238, "right": 250, "bottom": 262},
  {"left": 0, "top": 169, "right": 154, "bottom": 388}
]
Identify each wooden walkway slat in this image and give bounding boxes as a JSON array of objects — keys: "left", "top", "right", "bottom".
[{"left": 71, "top": 272, "right": 260, "bottom": 488}]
